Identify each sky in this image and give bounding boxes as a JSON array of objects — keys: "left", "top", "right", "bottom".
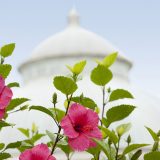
[{"left": 0, "top": 0, "right": 160, "bottom": 96}]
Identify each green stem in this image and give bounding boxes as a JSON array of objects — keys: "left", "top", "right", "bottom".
[
  {"left": 50, "top": 126, "right": 61, "bottom": 155},
  {"left": 101, "top": 86, "right": 105, "bottom": 126},
  {"left": 8, "top": 106, "right": 27, "bottom": 115},
  {"left": 96, "top": 86, "right": 106, "bottom": 160},
  {"left": 53, "top": 103, "right": 59, "bottom": 126},
  {"left": 115, "top": 137, "right": 121, "bottom": 160},
  {"left": 67, "top": 155, "right": 70, "bottom": 160},
  {"left": 50, "top": 94, "right": 73, "bottom": 155},
  {"left": 65, "top": 94, "right": 73, "bottom": 115},
  {"left": 97, "top": 152, "right": 100, "bottom": 160}
]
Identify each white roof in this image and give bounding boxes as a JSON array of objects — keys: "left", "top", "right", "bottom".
[{"left": 28, "top": 8, "right": 131, "bottom": 64}]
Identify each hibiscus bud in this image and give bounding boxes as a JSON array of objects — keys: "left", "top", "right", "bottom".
[
  {"left": 52, "top": 93, "right": 57, "bottom": 104},
  {"left": 127, "top": 135, "right": 131, "bottom": 144},
  {"left": 107, "top": 87, "right": 111, "bottom": 93}
]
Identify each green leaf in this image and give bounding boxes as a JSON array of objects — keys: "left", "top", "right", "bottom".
[
  {"left": 31, "top": 134, "right": 45, "bottom": 143},
  {"left": 101, "top": 127, "right": 108, "bottom": 139},
  {"left": 130, "top": 150, "right": 142, "bottom": 160},
  {"left": 144, "top": 152, "right": 160, "bottom": 160},
  {"left": 116, "top": 123, "right": 131, "bottom": 137},
  {"left": 57, "top": 139, "right": 68, "bottom": 146},
  {"left": 102, "top": 117, "right": 110, "bottom": 128},
  {"left": 46, "top": 130, "right": 56, "bottom": 142},
  {"left": 67, "top": 60, "right": 86, "bottom": 75},
  {"left": 109, "top": 89, "right": 134, "bottom": 102},
  {"left": 50, "top": 108, "right": 65, "bottom": 122},
  {"left": 18, "top": 128, "right": 30, "bottom": 138},
  {"left": 18, "top": 144, "right": 32, "bottom": 153},
  {"left": 93, "top": 139, "right": 111, "bottom": 160},
  {"left": 0, "top": 153, "right": 11, "bottom": 159},
  {"left": 19, "top": 105, "right": 29, "bottom": 111},
  {"left": 0, "top": 43, "right": 15, "bottom": 57},
  {"left": 7, "top": 82, "right": 20, "bottom": 88},
  {"left": 71, "top": 96, "right": 97, "bottom": 110},
  {"left": 119, "top": 155, "right": 127, "bottom": 160},
  {"left": 95, "top": 52, "right": 118, "bottom": 68},
  {"left": 29, "top": 106, "right": 55, "bottom": 120},
  {"left": 22, "top": 140, "right": 33, "bottom": 146},
  {"left": 55, "top": 108, "right": 65, "bottom": 122},
  {"left": 123, "top": 144, "right": 149, "bottom": 155},
  {"left": 73, "top": 60, "right": 86, "bottom": 74},
  {"left": 106, "top": 105, "right": 136, "bottom": 125},
  {"left": 5, "top": 141, "right": 21, "bottom": 150},
  {"left": 57, "top": 143, "right": 72, "bottom": 157},
  {"left": 32, "top": 123, "right": 38, "bottom": 133},
  {"left": 102, "top": 52, "right": 118, "bottom": 67},
  {"left": 66, "top": 65, "right": 73, "bottom": 73},
  {"left": 0, "top": 121, "right": 15, "bottom": 130},
  {"left": 145, "top": 127, "right": 159, "bottom": 141},
  {"left": 152, "top": 141, "right": 159, "bottom": 151},
  {"left": 91, "top": 65, "right": 112, "bottom": 86},
  {"left": 0, "top": 64, "right": 12, "bottom": 79},
  {"left": 95, "top": 59, "right": 102, "bottom": 65},
  {"left": 7, "top": 98, "right": 29, "bottom": 111},
  {"left": 0, "top": 143, "right": 5, "bottom": 150},
  {"left": 87, "top": 145, "right": 101, "bottom": 160},
  {"left": 101, "top": 127, "right": 118, "bottom": 145},
  {"left": 53, "top": 76, "right": 77, "bottom": 95}
]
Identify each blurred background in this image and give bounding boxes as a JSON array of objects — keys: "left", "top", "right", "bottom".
[{"left": 0, "top": 0, "right": 160, "bottom": 96}]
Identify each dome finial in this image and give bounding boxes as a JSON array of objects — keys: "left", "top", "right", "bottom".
[{"left": 68, "top": 7, "right": 80, "bottom": 26}]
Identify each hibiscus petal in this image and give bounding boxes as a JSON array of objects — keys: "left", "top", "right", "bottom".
[
  {"left": 19, "top": 144, "right": 56, "bottom": 160},
  {"left": 85, "top": 127, "right": 102, "bottom": 148},
  {"left": 31, "top": 144, "right": 50, "bottom": 159},
  {"left": 61, "top": 115, "right": 79, "bottom": 138},
  {"left": 0, "top": 109, "right": 5, "bottom": 120},
  {"left": 86, "top": 127, "right": 102, "bottom": 139},
  {"left": 85, "top": 109, "right": 99, "bottom": 127},
  {"left": 0, "top": 86, "right": 13, "bottom": 109},
  {"left": 88, "top": 139, "right": 97, "bottom": 148},
  {"left": 0, "top": 76, "right": 5, "bottom": 93},
  {"left": 68, "top": 103, "right": 87, "bottom": 124},
  {"left": 48, "top": 155, "right": 56, "bottom": 160},
  {"left": 68, "top": 134, "right": 90, "bottom": 151},
  {"left": 19, "top": 149, "right": 32, "bottom": 160}
]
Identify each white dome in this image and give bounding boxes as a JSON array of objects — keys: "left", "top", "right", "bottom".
[
  {"left": 31, "top": 27, "right": 122, "bottom": 59},
  {"left": 28, "top": 8, "right": 131, "bottom": 65},
  {"left": 19, "top": 8, "right": 132, "bottom": 84}
]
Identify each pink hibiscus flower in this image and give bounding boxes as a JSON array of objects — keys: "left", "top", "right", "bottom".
[
  {"left": 19, "top": 144, "right": 56, "bottom": 160},
  {"left": 61, "top": 103, "right": 102, "bottom": 151},
  {"left": 0, "top": 76, "right": 13, "bottom": 119}
]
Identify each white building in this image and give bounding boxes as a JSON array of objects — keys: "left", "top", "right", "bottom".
[{"left": 3, "top": 8, "right": 160, "bottom": 159}]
